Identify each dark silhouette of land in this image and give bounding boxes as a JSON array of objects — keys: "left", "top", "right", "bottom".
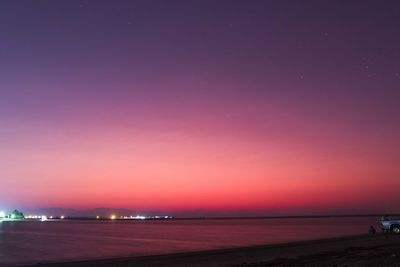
[{"left": 23, "top": 207, "right": 400, "bottom": 220}]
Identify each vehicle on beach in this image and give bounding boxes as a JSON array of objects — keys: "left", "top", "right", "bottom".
[{"left": 381, "top": 218, "right": 400, "bottom": 234}]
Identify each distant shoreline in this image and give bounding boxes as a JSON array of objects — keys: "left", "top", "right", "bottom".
[
  {"left": 19, "top": 234, "right": 400, "bottom": 267},
  {"left": 5, "top": 213, "right": 399, "bottom": 222},
  {"left": 166, "top": 213, "right": 400, "bottom": 220}
]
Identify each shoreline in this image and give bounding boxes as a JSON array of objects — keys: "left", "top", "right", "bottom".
[
  {"left": 7, "top": 213, "right": 400, "bottom": 221},
  {"left": 19, "top": 233, "right": 400, "bottom": 267}
]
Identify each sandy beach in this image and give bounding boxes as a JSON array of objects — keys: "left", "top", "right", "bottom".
[{"left": 20, "top": 234, "right": 400, "bottom": 267}]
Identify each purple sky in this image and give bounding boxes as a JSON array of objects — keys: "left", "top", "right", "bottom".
[{"left": 1, "top": 0, "right": 400, "bottom": 216}]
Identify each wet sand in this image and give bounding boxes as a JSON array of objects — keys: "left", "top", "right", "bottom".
[{"left": 21, "top": 234, "right": 400, "bottom": 267}]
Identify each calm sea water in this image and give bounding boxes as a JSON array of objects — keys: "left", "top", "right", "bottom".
[{"left": 0, "top": 217, "right": 381, "bottom": 266}]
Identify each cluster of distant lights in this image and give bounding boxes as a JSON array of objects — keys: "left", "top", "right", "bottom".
[
  {"left": 1, "top": 211, "right": 171, "bottom": 221},
  {"left": 0, "top": 211, "right": 29, "bottom": 220},
  {"left": 25, "top": 215, "right": 171, "bottom": 220},
  {"left": 25, "top": 215, "right": 65, "bottom": 221},
  {"left": 109, "top": 215, "right": 171, "bottom": 220},
  {"left": 24, "top": 215, "right": 172, "bottom": 220}
]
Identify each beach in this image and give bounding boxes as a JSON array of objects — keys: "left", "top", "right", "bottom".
[{"left": 20, "top": 234, "right": 400, "bottom": 267}]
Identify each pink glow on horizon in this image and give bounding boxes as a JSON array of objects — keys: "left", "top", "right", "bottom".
[
  {"left": 1, "top": 1, "right": 400, "bottom": 215},
  {"left": 2, "top": 92, "right": 399, "bottom": 214}
]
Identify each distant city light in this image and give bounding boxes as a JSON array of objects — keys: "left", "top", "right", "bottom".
[
  {"left": 7, "top": 212, "right": 172, "bottom": 221},
  {"left": 0, "top": 211, "right": 5, "bottom": 218}
]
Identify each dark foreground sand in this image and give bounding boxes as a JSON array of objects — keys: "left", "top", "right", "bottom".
[{"left": 22, "top": 234, "right": 400, "bottom": 267}]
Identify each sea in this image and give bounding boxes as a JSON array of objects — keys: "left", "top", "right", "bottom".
[{"left": 0, "top": 217, "right": 381, "bottom": 266}]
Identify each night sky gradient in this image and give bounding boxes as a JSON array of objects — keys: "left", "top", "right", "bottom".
[{"left": 1, "top": 0, "right": 400, "bottom": 215}]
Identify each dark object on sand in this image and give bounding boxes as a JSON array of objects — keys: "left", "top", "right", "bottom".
[
  {"left": 381, "top": 219, "right": 400, "bottom": 234},
  {"left": 369, "top": 225, "right": 376, "bottom": 235}
]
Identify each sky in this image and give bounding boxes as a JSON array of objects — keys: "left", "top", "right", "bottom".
[{"left": 1, "top": 0, "right": 400, "bottom": 216}]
